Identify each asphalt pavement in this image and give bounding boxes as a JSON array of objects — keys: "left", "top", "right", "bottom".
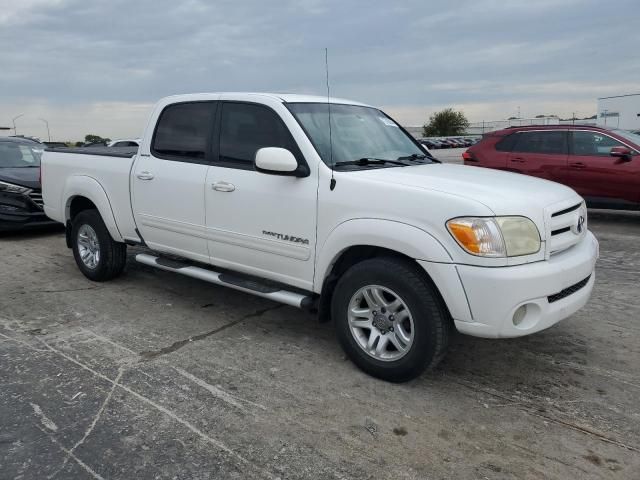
[{"left": 1, "top": 177, "right": 639, "bottom": 479}]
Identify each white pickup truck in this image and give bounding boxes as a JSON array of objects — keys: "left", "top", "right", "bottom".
[{"left": 42, "top": 93, "right": 599, "bottom": 381}]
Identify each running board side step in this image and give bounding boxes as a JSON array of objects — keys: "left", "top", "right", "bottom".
[{"left": 135, "top": 253, "right": 314, "bottom": 309}]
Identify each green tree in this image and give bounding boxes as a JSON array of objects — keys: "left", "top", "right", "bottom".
[
  {"left": 84, "top": 134, "right": 111, "bottom": 145},
  {"left": 423, "top": 109, "right": 469, "bottom": 137}
]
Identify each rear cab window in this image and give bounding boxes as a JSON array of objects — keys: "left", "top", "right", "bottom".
[{"left": 152, "top": 102, "right": 216, "bottom": 163}]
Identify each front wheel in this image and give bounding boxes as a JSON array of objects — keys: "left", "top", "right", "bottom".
[
  {"left": 71, "top": 209, "right": 127, "bottom": 281},
  {"left": 332, "top": 257, "right": 450, "bottom": 382}
]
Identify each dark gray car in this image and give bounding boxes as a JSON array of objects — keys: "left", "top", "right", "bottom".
[{"left": 0, "top": 137, "right": 58, "bottom": 231}]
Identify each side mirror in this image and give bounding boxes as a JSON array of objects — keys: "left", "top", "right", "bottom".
[
  {"left": 610, "top": 146, "right": 632, "bottom": 161},
  {"left": 255, "top": 147, "right": 309, "bottom": 177}
]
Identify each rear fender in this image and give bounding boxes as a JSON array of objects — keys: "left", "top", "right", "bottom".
[{"left": 63, "top": 175, "right": 123, "bottom": 242}]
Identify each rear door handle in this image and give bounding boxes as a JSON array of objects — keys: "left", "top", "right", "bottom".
[
  {"left": 569, "top": 162, "right": 587, "bottom": 169},
  {"left": 136, "top": 171, "right": 154, "bottom": 180},
  {"left": 212, "top": 181, "right": 235, "bottom": 192},
  {"left": 510, "top": 157, "right": 525, "bottom": 163}
]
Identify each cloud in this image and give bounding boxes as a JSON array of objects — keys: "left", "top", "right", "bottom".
[
  {"left": 1, "top": 0, "right": 639, "bottom": 140},
  {"left": 2, "top": 100, "right": 152, "bottom": 141}
]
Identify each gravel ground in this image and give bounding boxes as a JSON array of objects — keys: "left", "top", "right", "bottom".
[{"left": 1, "top": 206, "right": 639, "bottom": 479}]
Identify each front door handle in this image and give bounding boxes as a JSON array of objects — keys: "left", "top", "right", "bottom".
[
  {"left": 569, "top": 162, "right": 586, "bottom": 169},
  {"left": 136, "top": 171, "right": 154, "bottom": 180},
  {"left": 510, "top": 157, "right": 525, "bottom": 163},
  {"left": 212, "top": 181, "right": 235, "bottom": 192}
]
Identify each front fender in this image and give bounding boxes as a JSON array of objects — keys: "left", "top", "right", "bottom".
[
  {"left": 314, "top": 218, "right": 453, "bottom": 291},
  {"left": 63, "top": 175, "right": 123, "bottom": 242}
]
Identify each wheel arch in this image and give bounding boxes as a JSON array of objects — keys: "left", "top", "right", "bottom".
[{"left": 314, "top": 219, "right": 454, "bottom": 322}]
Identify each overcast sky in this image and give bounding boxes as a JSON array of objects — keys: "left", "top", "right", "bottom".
[{"left": 1, "top": 0, "right": 639, "bottom": 141}]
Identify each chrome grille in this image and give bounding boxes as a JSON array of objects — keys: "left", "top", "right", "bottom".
[
  {"left": 28, "top": 189, "right": 44, "bottom": 209},
  {"left": 547, "top": 201, "right": 587, "bottom": 255}
]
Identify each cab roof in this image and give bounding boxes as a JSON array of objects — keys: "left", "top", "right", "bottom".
[{"left": 160, "top": 92, "right": 373, "bottom": 107}]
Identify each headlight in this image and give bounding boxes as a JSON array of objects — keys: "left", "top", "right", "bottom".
[
  {"left": 0, "top": 180, "right": 31, "bottom": 195},
  {"left": 447, "top": 216, "right": 540, "bottom": 257}
]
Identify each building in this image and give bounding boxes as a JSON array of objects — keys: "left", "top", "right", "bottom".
[{"left": 597, "top": 93, "right": 640, "bottom": 130}]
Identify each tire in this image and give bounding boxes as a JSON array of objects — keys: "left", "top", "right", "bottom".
[
  {"left": 332, "top": 257, "right": 450, "bottom": 382},
  {"left": 71, "top": 209, "right": 127, "bottom": 282}
]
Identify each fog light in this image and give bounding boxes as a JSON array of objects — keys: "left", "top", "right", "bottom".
[{"left": 513, "top": 305, "right": 527, "bottom": 326}]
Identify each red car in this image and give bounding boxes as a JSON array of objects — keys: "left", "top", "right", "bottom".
[{"left": 463, "top": 125, "right": 640, "bottom": 210}]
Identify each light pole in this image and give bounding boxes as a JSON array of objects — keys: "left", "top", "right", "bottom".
[
  {"left": 12, "top": 113, "right": 24, "bottom": 135},
  {"left": 39, "top": 118, "right": 51, "bottom": 141}
]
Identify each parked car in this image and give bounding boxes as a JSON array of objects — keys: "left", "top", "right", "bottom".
[
  {"left": 42, "top": 92, "right": 598, "bottom": 382},
  {"left": 0, "top": 137, "right": 58, "bottom": 231},
  {"left": 108, "top": 138, "right": 141, "bottom": 147},
  {"left": 423, "top": 138, "right": 445, "bottom": 149},
  {"left": 464, "top": 125, "right": 640, "bottom": 210},
  {"left": 419, "top": 139, "right": 438, "bottom": 149},
  {"left": 436, "top": 138, "right": 453, "bottom": 148}
]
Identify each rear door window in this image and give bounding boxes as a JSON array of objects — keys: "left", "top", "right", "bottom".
[
  {"left": 495, "top": 134, "right": 517, "bottom": 152},
  {"left": 512, "top": 131, "right": 567, "bottom": 154},
  {"left": 152, "top": 102, "right": 216, "bottom": 162}
]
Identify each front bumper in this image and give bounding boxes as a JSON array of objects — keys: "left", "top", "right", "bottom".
[
  {"left": 420, "top": 231, "right": 599, "bottom": 339},
  {"left": 0, "top": 193, "right": 59, "bottom": 232}
]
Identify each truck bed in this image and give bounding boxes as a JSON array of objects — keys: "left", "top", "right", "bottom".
[{"left": 42, "top": 148, "right": 139, "bottom": 241}]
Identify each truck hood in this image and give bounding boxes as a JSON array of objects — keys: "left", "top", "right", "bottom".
[
  {"left": 355, "top": 163, "right": 579, "bottom": 214},
  {"left": 0, "top": 167, "right": 41, "bottom": 190}
]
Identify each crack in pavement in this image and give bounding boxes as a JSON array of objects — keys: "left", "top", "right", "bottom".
[
  {"left": 452, "top": 378, "right": 640, "bottom": 453},
  {"left": 36, "top": 426, "right": 105, "bottom": 480},
  {"left": 35, "top": 338, "right": 279, "bottom": 480},
  {"left": 139, "top": 304, "right": 284, "bottom": 361},
  {"left": 7, "top": 286, "right": 102, "bottom": 295},
  {"left": 47, "top": 367, "right": 124, "bottom": 480}
]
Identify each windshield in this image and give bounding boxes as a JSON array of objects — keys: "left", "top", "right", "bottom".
[
  {"left": 612, "top": 129, "right": 640, "bottom": 147},
  {"left": 0, "top": 142, "right": 44, "bottom": 168},
  {"left": 286, "top": 103, "right": 426, "bottom": 166}
]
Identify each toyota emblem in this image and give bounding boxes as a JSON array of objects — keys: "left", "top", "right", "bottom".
[{"left": 574, "top": 215, "right": 585, "bottom": 234}]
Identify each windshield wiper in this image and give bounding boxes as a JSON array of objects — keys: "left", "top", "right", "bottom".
[
  {"left": 396, "top": 154, "right": 428, "bottom": 161},
  {"left": 336, "top": 157, "right": 409, "bottom": 167},
  {"left": 397, "top": 153, "right": 440, "bottom": 164}
]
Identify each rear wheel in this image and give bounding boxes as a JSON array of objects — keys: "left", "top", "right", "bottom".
[
  {"left": 332, "top": 257, "right": 450, "bottom": 382},
  {"left": 71, "top": 210, "right": 126, "bottom": 281}
]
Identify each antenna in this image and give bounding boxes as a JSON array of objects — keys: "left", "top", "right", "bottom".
[{"left": 325, "top": 48, "right": 336, "bottom": 191}]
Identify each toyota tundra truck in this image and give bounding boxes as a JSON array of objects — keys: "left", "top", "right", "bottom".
[{"left": 41, "top": 93, "right": 599, "bottom": 381}]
